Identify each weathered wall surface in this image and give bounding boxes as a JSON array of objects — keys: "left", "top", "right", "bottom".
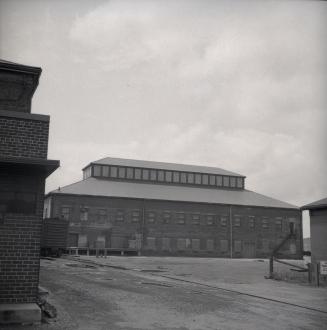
[
  {"left": 0, "top": 170, "right": 45, "bottom": 303},
  {"left": 310, "top": 208, "right": 327, "bottom": 261},
  {"left": 0, "top": 111, "right": 49, "bottom": 159}
]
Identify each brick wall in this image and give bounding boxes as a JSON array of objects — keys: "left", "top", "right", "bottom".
[
  {"left": 0, "top": 113, "right": 49, "bottom": 159},
  {"left": 48, "top": 194, "right": 302, "bottom": 259},
  {"left": 0, "top": 172, "right": 45, "bottom": 303}
]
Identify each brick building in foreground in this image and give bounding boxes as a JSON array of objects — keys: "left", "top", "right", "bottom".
[
  {"left": 45, "top": 157, "right": 302, "bottom": 259},
  {"left": 0, "top": 60, "right": 59, "bottom": 323}
]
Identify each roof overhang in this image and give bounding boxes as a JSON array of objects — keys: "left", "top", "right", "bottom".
[
  {"left": 0, "top": 156, "right": 60, "bottom": 177},
  {"left": 301, "top": 204, "right": 327, "bottom": 211}
]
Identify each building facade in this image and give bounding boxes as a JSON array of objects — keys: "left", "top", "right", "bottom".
[
  {"left": 302, "top": 198, "right": 327, "bottom": 262},
  {"left": 45, "top": 157, "right": 302, "bottom": 259},
  {"left": 0, "top": 60, "right": 59, "bottom": 323}
]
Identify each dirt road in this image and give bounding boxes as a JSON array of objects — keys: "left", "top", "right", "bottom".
[{"left": 14, "top": 258, "right": 325, "bottom": 330}]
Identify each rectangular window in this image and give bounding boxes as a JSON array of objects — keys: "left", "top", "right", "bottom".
[
  {"left": 173, "top": 172, "right": 180, "bottom": 183},
  {"left": 116, "top": 210, "right": 124, "bottom": 223},
  {"left": 234, "top": 216, "right": 241, "bottom": 227},
  {"left": 96, "top": 235, "right": 106, "bottom": 249},
  {"left": 187, "top": 173, "right": 194, "bottom": 184},
  {"left": 234, "top": 240, "right": 242, "bottom": 253},
  {"left": 230, "top": 177, "right": 236, "bottom": 188},
  {"left": 177, "top": 238, "right": 186, "bottom": 250},
  {"left": 195, "top": 173, "right": 201, "bottom": 184},
  {"left": 192, "top": 239, "right": 200, "bottom": 251},
  {"left": 97, "top": 209, "right": 107, "bottom": 222},
  {"left": 78, "top": 234, "right": 88, "bottom": 248},
  {"left": 209, "top": 175, "right": 216, "bottom": 185},
  {"left": 262, "top": 218, "right": 269, "bottom": 229},
  {"left": 93, "top": 165, "right": 102, "bottom": 177},
  {"left": 110, "top": 166, "right": 118, "bottom": 178},
  {"left": 220, "top": 239, "right": 228, "bottom": 252},
  {"left": 223, "top": 176, "right": 229, "bottom": 187},
  {"left": 163, "top": 211, "right": 171, "bottom": 224},
  {"left": 207, "top": 239, "right": 214, "bottom": 251},
  {"left": 288, "top": 218, "right": 297, "bottom": 234},
  {"left": 162, "top": 238, "right": 170, "bottom": 251},
  {"left": 150, "top": 169, "right": 157, "bottom": 181},
  {"left": 180, "top": 172, "right": 187, "bottom": 183},
  {"left": 206, "top": 214, "right": 215, "bottom": 225},
  {"left": 249, "top": 216, "right": 255, "bottom": 228},
  {"left": 236, "top": 177, "right": 243, "bottom": 188},
  {"left": 80, "top": 207, "right": 88, "bottom": 221},
  {"left": 191, "top": 214, "right": 200, "bottom": 225},
  {"left": 61, "top": 206, "right": 70, "bottom": 220},
  {"left": 177, "top": 212, "right": 185, "bottom": 224},
  {"left": 158, "top": 170, "right": 165, "bottom": 182},
  {"left": 134, "top": 168, "right": 142, "bottom": 179},
  {"left": 132, "top": 210, "right": 141, "bottom": 223},
  {"left": 102, "top": 166, "right": 109, "bottom": 177},
  {"left": 147, "top": 211, "right": 156, "bottom": 223},
  {"left": 202, "top": 174, "right": 209, "bottom": 185},
  {"left": 118, "top": 167, "right": 126, "bottom": 178},
  {"left": 220, "top": 216, "right": 228, "bottom": 226},
  {"left": 275, "top": 218, "right": 282, "bottom": 231},
  {"left": 216, "top": 176, "right": 223, "bottom": 187},
  {"left": 142, "top": 169, "right": 149, "bottom": 180},
  {"left": 165, "top": 171, "right": 172, "bottom": 182},
  {"left": 126, "top": 167, "right": 134, "bottom": 179},
  {"left": 146, "top": 237, "right": 156, "bottom": 250}
]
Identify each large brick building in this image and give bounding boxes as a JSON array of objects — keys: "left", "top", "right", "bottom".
[
  {"left": 0, "top": 60, "right": 59, "bottom": 323},
  {"left": 45, "top": 157, "right": 302, "bottom": 259}
]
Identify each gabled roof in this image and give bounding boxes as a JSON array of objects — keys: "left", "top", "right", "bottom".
[
  {"left": 301, "top": 197, "right": 327, "bottom": 210},
  {"left": 48, "top": 177, "right": 298, "bottom": 209},
  {"left": 89, "top": 157, "right": 245, "bottom": 177}
]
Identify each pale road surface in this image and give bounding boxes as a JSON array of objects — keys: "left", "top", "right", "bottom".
[{"left": 2, "top": 257, "right": 327, "bottom": 330}]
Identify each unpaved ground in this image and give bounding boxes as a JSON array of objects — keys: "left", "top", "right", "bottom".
[
  {"left": 78, "top": 256, "right": 327, "bottom": 311},
  {"left": 2, "top": 257, "right": 327, "bottom": 330}
]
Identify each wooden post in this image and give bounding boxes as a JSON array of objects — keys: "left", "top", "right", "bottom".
[
  {"left": 269, "top": 256, "right": 274, "bottom": 278},
  {"left": 308, "top": 263, "right": 312, "bottom": 283}
]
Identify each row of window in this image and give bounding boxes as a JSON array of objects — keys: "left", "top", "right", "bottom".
[
  {"left": 60, "top": 206, "right": 293, "bottom": 230},
  {"left": 145, "top": 237, "right": 296, "bottom": 253},
  {"left": 84, "top": 164, "right": 244, "bottom": 189},
  {"left": 146, "top": 237, "right": 220, "bottom": 252},
  {"left": 72, "top": 234, "right": 297, "bottom": 254}
]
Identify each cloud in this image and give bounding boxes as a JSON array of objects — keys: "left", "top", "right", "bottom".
[{"left": 1, "top": 0, "right": 326, "bottom": 221}]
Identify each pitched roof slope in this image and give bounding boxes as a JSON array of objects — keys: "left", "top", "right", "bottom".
[
  {"left": 301, "top": 197, "right": 327, "bottom": 210},
  {"left": 90, "top": 157, "right": 245, "bottom": 177},
  {"left": 49, "top": 177, "right": 298, "bottom": 209}
]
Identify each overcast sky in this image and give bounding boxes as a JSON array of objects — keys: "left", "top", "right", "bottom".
[{"left": 1, "top": 0, "right": 326, "bottom": 237}]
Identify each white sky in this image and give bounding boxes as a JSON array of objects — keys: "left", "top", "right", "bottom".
[{"left": 1, "top": 0, "right": 326, "bottom": 237}]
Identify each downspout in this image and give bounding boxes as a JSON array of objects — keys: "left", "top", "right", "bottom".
[
  {"left": 141, "top": 198, "right": 145, "bottom": 255},
  {"left": 299, "top": 211, "right": 303, "bottom": 258},
  {"left": 229, "top": 205, "right": 233, "bottom": 259}
]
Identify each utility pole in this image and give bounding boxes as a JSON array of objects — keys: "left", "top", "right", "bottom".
[{"left": 229, "top": 205, "right": 233, "bottom": 259}]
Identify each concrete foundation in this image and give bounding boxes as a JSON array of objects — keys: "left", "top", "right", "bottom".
[{"left": 0, "top": 303, "right": 41, "bottom": 324}]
